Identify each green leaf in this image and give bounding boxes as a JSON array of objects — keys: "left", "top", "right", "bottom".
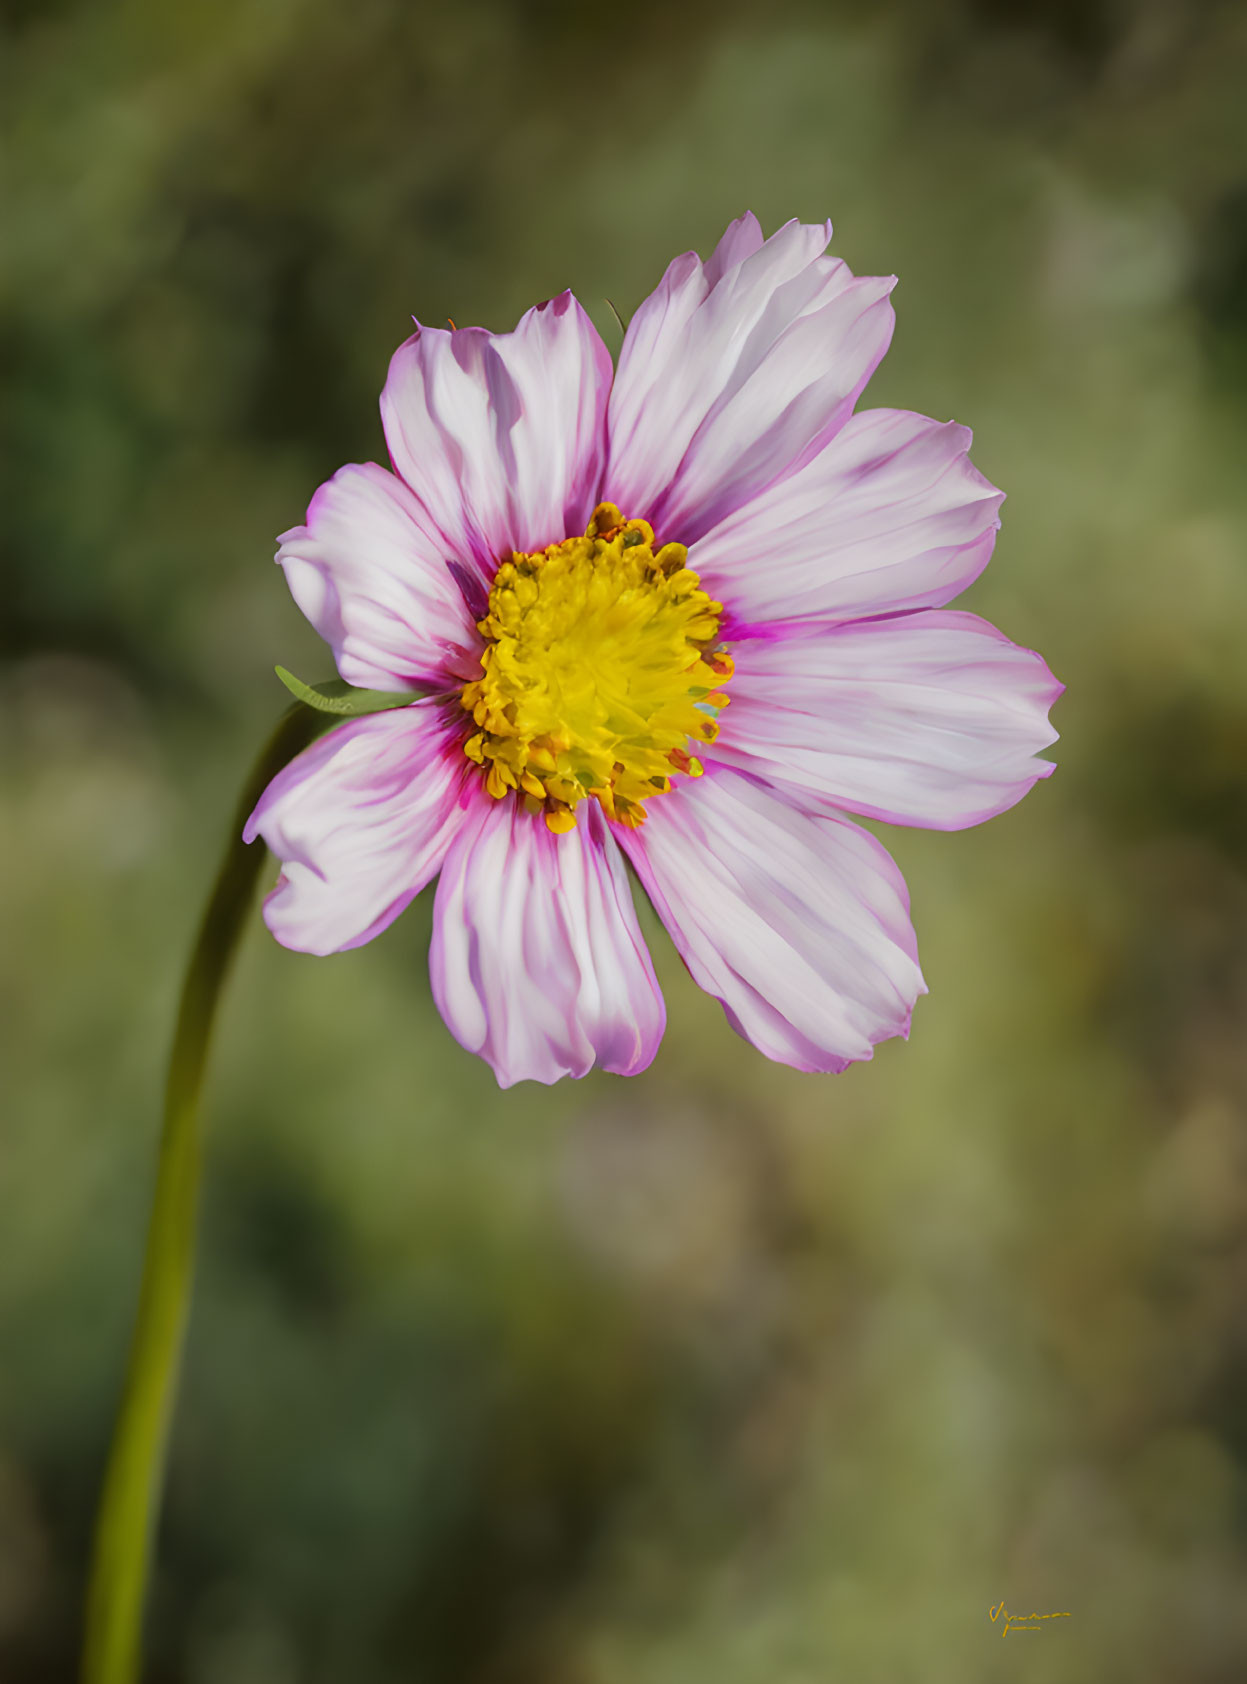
[{"left": 274, "top": 666, "right": 423, "bottom": 717}]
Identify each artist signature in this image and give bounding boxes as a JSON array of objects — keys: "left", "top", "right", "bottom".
[{"left": 989, "top": 1602, "right": 1071, "bottom": 1636}]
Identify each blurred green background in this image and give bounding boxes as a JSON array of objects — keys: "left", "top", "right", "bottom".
[{"left": 5, "top": 0, "right": 1247, "bottom": 1679}]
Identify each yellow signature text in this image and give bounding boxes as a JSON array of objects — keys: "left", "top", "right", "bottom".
[{"left": 988, "top": 1602, "right": 1071, "bottom": 1637}]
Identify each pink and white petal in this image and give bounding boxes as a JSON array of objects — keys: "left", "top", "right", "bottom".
[
  {"left": 277, "top": 463, "right": 481, "bottom": 691},
  {"left": 701, "top": 210, "right": 766, "bottom": 284},
  {"left": 690, "top": 409, "right": 1005, "bottom": 629},
  {"left": 618, "top": 769, "right": 925, "bottom": 1073},
  {"left": 380, "top": 293, "right": 612, "bottom": 577},
  {"left": 607, "top": 217, "right": 827, "bottom": 504},
  {"left": 244, "top": 704, "right": 468, "bottom": 956},
  {"left": 714, "top": 611, "right": 1062, "bottom": 830},
  {"left": 652, "top": 273, "right": 898, "bottom": 545},
  {"left": 430, "top": 799, "right": 664, "bottom": 1088},
  {"left": 607, "top": 216, "right": 896, "bottom": 546}
]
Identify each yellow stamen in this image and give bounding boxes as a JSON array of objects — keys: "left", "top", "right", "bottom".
[{"left": 460, "top": 502, "right": 732, "bottom": 832}]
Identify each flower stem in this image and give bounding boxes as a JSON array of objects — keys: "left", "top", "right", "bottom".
[{"left": 81, "top": 702, "right": 329, "bottom": 1684}]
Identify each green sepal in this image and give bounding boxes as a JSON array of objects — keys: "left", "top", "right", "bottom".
[{"left": 275, "top": 665, "right": 423, "bottom": 717}]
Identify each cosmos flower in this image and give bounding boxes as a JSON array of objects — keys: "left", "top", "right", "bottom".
[{"left": 246, "top": 214, "right": 1060, "bottom": 1087}]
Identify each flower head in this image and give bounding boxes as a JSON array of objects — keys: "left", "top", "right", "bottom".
[{"left": 247, "top": 214, "right": 1061, "bottom": 1086}]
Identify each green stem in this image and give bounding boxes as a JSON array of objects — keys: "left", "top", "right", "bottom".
[{"left": 82, "top": 702, "right": 329, "bottom": 1684}]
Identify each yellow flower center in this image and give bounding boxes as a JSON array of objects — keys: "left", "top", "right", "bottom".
[{"left": 461, "top": 503, "right": 733, "bottom": 833}]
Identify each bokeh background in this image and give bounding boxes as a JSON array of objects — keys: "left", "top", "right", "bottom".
[{"left": 5, "top": 0, "right": 1247, "bottom": 1679}]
